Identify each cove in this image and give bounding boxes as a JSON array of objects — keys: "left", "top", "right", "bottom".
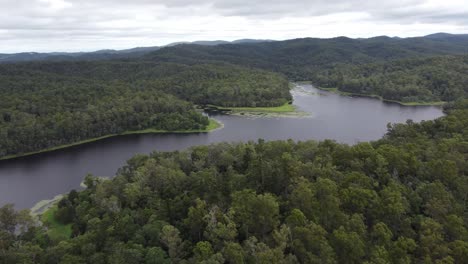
[{"left": 0, "top": 84, "right": 444, "bottom": 209}]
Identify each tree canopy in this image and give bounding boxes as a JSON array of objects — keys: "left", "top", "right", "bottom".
[
  {"left": 2, "top": 100, "right": 467, "bottom": 263},
  {"left": 314, "top": 55, "right": 468, "bottom": 103},
  {"left": 2, "top": 34, "right": 468, "bottom": 158},
  {"left": 0, "top": 61, "right": 290, "bottom": 158}
]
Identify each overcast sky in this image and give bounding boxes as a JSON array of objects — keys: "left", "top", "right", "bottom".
[{"left": 1, "top": 0, "right": 467, "bottom": 53}]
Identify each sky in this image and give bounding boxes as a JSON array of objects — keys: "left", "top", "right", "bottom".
[{"left": 1, "top": 0, "right": 467, "bottom": 53}]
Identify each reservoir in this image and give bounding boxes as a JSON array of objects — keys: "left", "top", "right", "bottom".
[{"left": 0, "top": 84, "right": 444, "bottom": 209}]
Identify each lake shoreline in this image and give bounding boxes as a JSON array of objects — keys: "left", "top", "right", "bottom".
[
  {"left": 202, "top": 101, "right": 310, "bottom": 117},
  {"left": 296, "top": 82, "right": 446, "bottom": 106},
  {"left": 0, "top": 84, "right": 444, "bottom": 210},
  {"left": 0, "top": 118, "right": 223, "bottom": 162}
]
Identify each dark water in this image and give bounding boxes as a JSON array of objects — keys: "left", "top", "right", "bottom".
[{"left": 0, "top": 84, "right": 444, "bottom": 209}]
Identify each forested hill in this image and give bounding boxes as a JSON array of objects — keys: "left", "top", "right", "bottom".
[
  {"left": 3, "top": 61, "right": 291, "bottom": 107},
  {"left": 0, "top": 47, "right": 161, "bottom": 63},
  {"left": 1, "top": 34, "right": 468, "bottom": 262},
  {"left": 2, "top": 33, "right": 468, "bottom": 158},
  {"left": 147, "top": 34, "right": 468, "bottom": 79},
  {"left": 0, "top": 39, "right": 271, "bottom": 63},
  {"left": 2, "top": 100, "right": 467, "bottom": 263},
  {"left": 314, "top": 55, "right": 468, "bottom": 103},
  {"left": 0, "top": 61, "right": 290, "bottom": 158},
  {"left": 146, "top": 34, "right": 468, "bottom": 103}
]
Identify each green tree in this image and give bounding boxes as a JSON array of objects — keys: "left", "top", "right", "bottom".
[
  {"left": 160, "top": 225, "right": 186, "bottom": 263},
  {"left": 231, "top": 190, "right": 279, "bottom": 239},
  {"left": 331, "top": 226, "right": 366, "bottom": 264}
]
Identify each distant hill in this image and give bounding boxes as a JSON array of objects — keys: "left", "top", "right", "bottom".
[
  {"left": 147, "top": 33, "right": 468, "bottom": 80},
  {"left": 3, "top": 34, "right": 467, "bottom": 64},
  {"left": 232, "top": 39, "right": 275, "bottom": 44},
  {"left": 1, "top": 32, "right": 468, "bottom": 157},
  {"left": 0, "top": 46, "right": 161, "bottom": 63},
  {"left": 424, "top": 32, "right": 468, "bottom": 40},
  {"left": 165, "top": 39, "right": 274, "bottom": 47},
  {"left": 0, "top": 52, "right": 67, "bottom": 63},
  {"left": 166, "top": 40, "right": 230, "bottom": 46},
  {"left": 3, "top": 33, "right": 468, "bottom": 83},
  {"left": 0, "top": 39, "right": 274, "bottom": 63}
]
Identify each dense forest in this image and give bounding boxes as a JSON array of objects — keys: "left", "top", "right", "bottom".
[
  {"left": 0, "top": 61, "right": 291, "bottom": 107},
  {"left": 314, "top": 55, "right": 468, "bottom": 103},
  {"left": 149, "top": 34, "right": 468, "bottom": 77},
  {"left": 2, "top": 36, "right": 468, "bottom": 264},
  {"left": 0, "top": 61, "right": 290, "bottom": 158},
  {"left": 1, "top": 100, "right": 467, "bottom": 263},
  {"left": 2, "top": 34, "right": 468, "bottom": 158},
  {"left": 147, "top": 35, "right": 468, "bottom": 102}
]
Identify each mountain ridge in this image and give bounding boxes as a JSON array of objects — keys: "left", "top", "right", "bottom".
[
  {"left": 0, "top": 39, "right": 274, "bottom": 63},
  {"left": 1, "top": 33, "right": 467, "bottom": 63}
]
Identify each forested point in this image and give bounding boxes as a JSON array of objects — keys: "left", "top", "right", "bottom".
[
  {"left": 0, "top": 61, "right": 291, "bottom": 158},
  {"left": 1, "top": 100, "right": 467, "bottom": 263}
]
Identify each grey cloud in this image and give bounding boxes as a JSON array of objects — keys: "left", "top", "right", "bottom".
[
  {"left": 0, "top": 0, "right": 467, "bottom": 52},
  {"left": 207, "top": 0, "right": 468, "bottom": 27},
  {"left": 1, "top": 0, "right": 454, "bottom": 21},
  {"left": 370, "top": 8, "right": 468, "bottom": 25},
  {"left": 1, "top": 0, "right": 463, "bottom": 28},
  {"left": 154, "top": 0, "right": 428, "bottom": 19}
]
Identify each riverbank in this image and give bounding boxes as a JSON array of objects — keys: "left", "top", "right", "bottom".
[{"left": 0, "top": 118, "right": 223, "bottom": 161}]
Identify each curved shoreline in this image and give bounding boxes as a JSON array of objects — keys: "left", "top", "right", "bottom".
[
  {"left": 0, "top": 118, "right": 223, "bottom": 162},
  {"left": 319, "top": 87, "right": 446, "bottom": 106},
  {"left": 296, "top": 82, "right": 446, "bottom": 106}
]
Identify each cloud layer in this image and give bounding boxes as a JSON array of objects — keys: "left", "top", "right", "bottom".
[{"left": 1, "top": 0, "right": 467, "bottom": 52}]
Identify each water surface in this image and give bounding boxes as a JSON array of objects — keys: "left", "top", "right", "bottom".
[{"left": 0, "top": 85, "right": 444, "bottom": 208}]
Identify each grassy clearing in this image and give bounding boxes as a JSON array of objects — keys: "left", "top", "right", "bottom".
[
  {"left": 0, "top": 118, "right": 222, "bottom": 161},
  {"left": 205, "top": 118, "right": 223, "bottom": 130},
  {"left": 214, "top": 102, "right": 296, "bottom": 113},
  {"left": 318, "top": 87, "right": 445, "bottom": 106},
  {"left": 41, "top": 206, "right": 72, "bottom": 242}
]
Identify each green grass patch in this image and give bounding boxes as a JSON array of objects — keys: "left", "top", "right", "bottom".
[
  {"left": 214, "top": 102, "right": 296, "bottom": 113},
  {"left": 41, "top": 206, "right": 72, "bottom": 242},
  {"left": 205, "top": 118, "right": 223, "bottom": 130},
  {"left": 0, "top": 118, "right": 222, "bottom": 161}
]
